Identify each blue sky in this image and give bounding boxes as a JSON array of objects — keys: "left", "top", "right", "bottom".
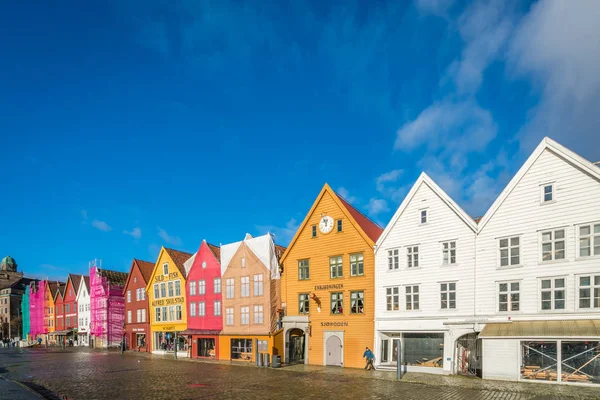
[{"left": 1, "top": 0, "right": 599, "bottom": 280}]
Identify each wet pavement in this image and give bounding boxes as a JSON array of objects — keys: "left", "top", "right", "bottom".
[{"left": 0, "top": 348, "right": 598, "bottom": 400}]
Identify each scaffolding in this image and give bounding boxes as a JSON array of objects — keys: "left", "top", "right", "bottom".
[
  {"left": 89, "top": 260, "right": 127, "bottom": 348},
  {"left": 21, "top": 285, "right": 30, "bottom": 341},
  {"left": 29, "top": 280, "right": 45, "bottom": 339}
]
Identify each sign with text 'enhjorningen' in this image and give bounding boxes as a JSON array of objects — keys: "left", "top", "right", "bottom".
[{"left": 314, "top": 284, "right": 344, "bottom": 291}]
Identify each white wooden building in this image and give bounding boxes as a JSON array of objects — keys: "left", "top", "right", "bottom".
[
  {"left": 374, "top": 137, "right": 600, "bottom": 385},
  {"left": 76, "top": 276, "right": 90, "bottom": 346}
]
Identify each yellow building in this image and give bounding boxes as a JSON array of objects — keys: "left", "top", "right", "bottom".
[
  {"left": 280, "top": 184, "right": 382, "bottom": 368},
  {"left": 147, "top": 247, "right": 193, "bottom": 355}
]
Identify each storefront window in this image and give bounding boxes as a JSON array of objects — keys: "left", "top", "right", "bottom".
[
  {"left": 381, "top": 339, "right": 389, "bottom": 363},
  {"left": 403, "top": 333, "right": 444, "bottom": 368},
  {"left": 231, "top": 338, "right": 253, "bottom": 361},
  {"left": 521, "top": 341, "right": 558, "bottom": 381},
  {"left": 561, "top": 341, "right": 600, "bottom": 384},
  {"left": 197, "top": 338, "right": 215, "bottom": 358},
  {"left": 136, "top": 334, "right": 146, "bottom": 348}
]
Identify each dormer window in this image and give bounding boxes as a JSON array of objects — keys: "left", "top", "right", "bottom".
[
  {"left": 420, "top": 209, "right": 428, "bottom": 224},
  {"left": 541, "top": 183, "right": 554, "bottom": 203},
  {"left": 162, "top": 263, "right": 168, "bottom": 275}
]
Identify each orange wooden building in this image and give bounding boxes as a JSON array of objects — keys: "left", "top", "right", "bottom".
[{"left": 280, "top": 184, "right": 382, "bottom": 368}]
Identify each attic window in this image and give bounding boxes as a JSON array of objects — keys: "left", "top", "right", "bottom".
[
  {"left": 337, "top": 219, "right": 342, "bottom": 232},
  {"left": 202, "top": 261, "right": 207, "bottom": 269},
  {"left": 541, "top": 183, "right": 554, "bottom": 203},
  {"left": 420, "top": 209, "right": 428, "bottom": 224},
  {"left": 242, "top": 258, "right": 246, "bottom": 268},
  {"left": 312, "top": 225, "right": 317, "bottom": 238},
  {"left": 133, "top": 277, "right": 137, "bottom": 284},
  {"left": 162, "top": 263, "right": 168, "bottom": 275}
]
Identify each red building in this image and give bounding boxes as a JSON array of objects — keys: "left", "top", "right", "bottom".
[
  {"left": 123, "top": 259, "right": 154, "bottom": 351},
  {"left": 53, "top": 284, "right": 66, "bottom": 344},
  {"left": 63, "top": 274, "right": 82, "bottom": 343},
  {"left": 183, "top": 240, "right": 222, "bottom": 359}
]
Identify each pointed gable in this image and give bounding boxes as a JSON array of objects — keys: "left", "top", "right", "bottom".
[
  {"left": 164, "top": 247, "right": 194, "bottom": 276},
  {"left": 67, "top": 274, "right": 83, "bottom": 297},
  {"left": 135, "top": 259, "right": 155, "bottom": 284}
]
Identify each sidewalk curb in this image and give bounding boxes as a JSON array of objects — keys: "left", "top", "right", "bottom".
[{"left": 0, "top": 376, "right": 45, "bottom": 399}]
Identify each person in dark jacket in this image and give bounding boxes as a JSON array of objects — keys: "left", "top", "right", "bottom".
[{"left": 363, "top": 347, "right": 375, "bottom": 371}]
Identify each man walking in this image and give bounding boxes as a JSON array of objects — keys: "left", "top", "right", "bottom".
[{"left": 363, "top": 347, "right": 375, "bottom": 371}]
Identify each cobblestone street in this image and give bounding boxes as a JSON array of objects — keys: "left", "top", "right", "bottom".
[{"left": 0, "top": 348, "right": 599, "bottom": 400}]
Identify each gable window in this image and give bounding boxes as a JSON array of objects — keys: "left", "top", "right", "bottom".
[
  {"left": 254, "top": 305, "right": 264, "bottom": 324},
  {"left": 226, "top": 308, "right": 234, "bottom": 325},
  {"left": 299, "top": 293, "right": 310, "bottom": 314},
  {"left": 578, "top": 275, "right": 600, "bottom": 309},
  {"left": 541, "top": 229, "right": 565, "bottom": 261},
  {"left": 160, "top": 283, "right": 166, "bottom": 298},
  {"left": 241, "top": 276, "right": 250, "bottom": 297},
  {"left": 155, "top": 307, "right": 161, "bottom": 322},
  {"left": 350, "top": 253, "right": 364, "bottom": 276},
  {"left": 440, "top": 282, "right": 456, "bottom": 309},
  {"left": 127, "top": 290, "right": 131, "bottom": 303},
  {"left": 406, "top": 285, "right": 419, "bottom": 310},
  {"left": 135, "top": 288, "right": 141, "bottom": 301},
  {"left": 330, "top": 292, "right": 343, "bottom": 314},
  {"left": 175, "top": 280, "right": 181, "bottom": 296},
  {"left": 337, "top": 219, "right": 343, "bottom": 232},
  {"left": 330, "top": 256, "right": 343, "bottom": 278},
  {"left": 350, "top": 291, "right": 364, "bottom": 314},
  {"left": 198, "top": 301, "right": 205, "bottom": 316},
  {"left": 226, "top": 278, "right": 235, "bottom": 299},
  {"left": 540, "top": 278, "right": 565, "bottom": 310},
  {"left": 140, "top": 288, "right": 145, "bottom": 301},
  {"left": 578, "top": 223, "right": 600, "bottom": 257},
  {"left": 407, "top": 246, "right": 419, "bottom": 268},
  {"left": 253, "top": 274, "right": 264, "bottom": 296},
  {"left": 442, "top": 241, "right": 456, "bottom": 265},
  {"left": 190, "top": 302, "right": 197, "bottom": 317},
  {"left": 386, "top": 287, "right": 399, "bottom": 311},
  {"left": 214, "top": 278, "right": 221, "bottom": 294},
  {"left": 134, "top": 277, "right": 137, "bottom": 284},
  {"left": 420, "top": 209, "right": 427, "bottom": 224},
  {"left": 388, "top": 249, "right": 399, "bottom": 270},
  {"left": 499, "top": 236, "right": 520, "bottom": 267},
  {"left": 498, "top": 282, "right": 520, "bottom": 312},
  {"left": 168, "top": 282, "right": 174, "bottom": 297},
  {"left": 298, "top": 259, "right": 310, "bottom": 280},
  {"left": 189, "top": 281, "right": 197, "bottom": 296},
  {"left": 162, "top": 263, "right": 168, "bottom": 275},
  {"left": 198, "top": 280, "right": 206, "bottom": 295},
  {"left": 241, "top": 306, "right": 250, "bottom": 325},
  {"left": 541, "top": 183, "right": 554, "bottom": 203},
  {"left": 311, "top": 225, "right": 317, "bottom": 238},
  {"left": 241, "top": 257, "right": 246, "bottom": 268},
  {"left": 214, "top": 300, "right": 221, "bottom": 316}
]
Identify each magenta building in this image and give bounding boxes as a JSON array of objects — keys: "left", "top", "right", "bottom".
[
  {"left": 29, "top": 280, "right": 45, "bottom": 340},
  {"left": 89, "top": 264, "right": 128, "bottom": 348}
]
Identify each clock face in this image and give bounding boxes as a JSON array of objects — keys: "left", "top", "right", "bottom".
[{"left": 319, "top": 216, "right": 334, "bottom": 234}]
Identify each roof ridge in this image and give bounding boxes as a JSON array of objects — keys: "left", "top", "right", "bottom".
[{"left": 334, "top": 189, "right": 383, "bottom": 229}]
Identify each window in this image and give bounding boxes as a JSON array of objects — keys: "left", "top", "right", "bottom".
[
  {"left": 442, "top": 241, "right": 456, "bottom": 265},
  {"left": 214, "top": 278, "right": 221, "bottom": 294},
  {"left": 161, "top": 306, "right": 167, "bottom": 321},
  {"left": 386, "top": 287, "right": 399, "bottom": 311},
  {"left": 299, "top": 293, "right": 310, "bottom": 314},
  {"left": 420, "top": 209, "right": 427, "bottom": 224},
  {"left": 134, "top": 289, "right": 139, "bottom": 301},
  {"left": 298, "top": 259, "right": 310, "bottom": 280},
  {"left": 407, "top": 246, "right": 419, "bottom": 268},
  {"left": 241, "top": 276, "right": 250, "bottom": 297},
  {"left": 406, "top": 285, "right": 419, "bottom": 310},
  {"left": 404, "top": 333, "right": 444, "bottom": 369},
  {"left": 198, "top": 280, "right": 205, "bottom": 295},
  {"left": 175, "top": 280, "right": 181, "bottom": 296},
  {"left": 162, "top": 263, "right": 168, "bottom": 275},
  {"left": 168, "top": 282, "right": 174, "bottom": 297},
  {"left": 141, "top": 288, "right": 145, "bottom": 300},
  {"left": 226, "top": 278, "right": 235, "bottom": 299},
  {"left": 141, "top": 309, "right": 146, "bottom": 322},
  {"left": 330, "top": 292, "right": 343, "bottom": 314},
  {"left": 198, "top": 301, "right": 205, "bottom": 316},
  {"left": 440, "top": 283, "right": 456, "bottom": 309},
  {"left": 541, "top": 229, "right": 565, "bottom": 261},
  {"left": 542, "top": 183, "right": 554, "bottom": 203},
  {"left": 312, "top": 225, "right": 317, "bottom": 238},
  {"left": 253, "top": 274, "right": 263, "bottom": 296},
  {"left": 579, "top": 223, "right": 600, "bottom": 257},
  {"left": 337, "top": 219, "right": 342, "bottom": 232},
  {"left": 241, "top": 257, "right": 246, "bottom": 268},
  {"left": 330, "top": 256, "right": 343, "bottom": 278},
  {"left": 254, "top": 305, "right": 264, "bottom": 324},
  {"left": 350, "top": 253, "right": 364, "bottom": 276},
  {"left": 241, "top": 306, "right": 250, "bottom": 325},
  {"left": 214, "top": 300, "right": 221, "bottom": 316},
  {"left": 134, "top": 277, "right": 137, "bottom": 283},
  {"left": 190, "top": 281, "right": 197, "bottom": 296},
  {"left": 154, "top": 284, "right": 159, "bottom": 299},
  {"left": 160, "top": 283, "right": 166, "bottom": 298},
  {"left": 499, "top": 236, "right": 520, "bottom": 266},
  {"left": 226, "top": 308, "right": 234, "bottom": 325},
  {"left": 176, "top": 305, "right": 182, "bottom": 320},
  {"left": 499, "top": 282, "right": 520, "bottom": 311},
  {"left": 230, "top": 338, "right": 252, "bottom": 360},
  {"left": 541, "top": 278, "right": 566, "bottom": 310},
  {"left": 578, "top": 275, "right": 600, "bottom": 309},
  {"left": 155, "top": 307, "right": 161, "bottom": 322},
  {"left": 350, "top": 291, "right": 364, "bottom": 314},
  {"left": 190, "top": 302, "right": 197, "bottom": 317},
  {"left": 388, "top": 249, "right": 399, "bottom": 270},
  {"left": 169, "top": 306, "right": 175, "bottom": 321},
  {"left": 136, "top": 309, "right": 141, "bottom": 322}
]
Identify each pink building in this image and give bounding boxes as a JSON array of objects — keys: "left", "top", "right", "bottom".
[
  {"left": 29, "top": 280, "right": 45, "bottom": 340},
  {"left": 89, "top": 262, "right": 128, "bottom": 348}
]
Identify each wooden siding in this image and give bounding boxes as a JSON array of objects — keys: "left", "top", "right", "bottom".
[
  {"left": 282, "top": 190, "right": 375, "bottom": 368},
  {"left": 124, "top": 260, "right": 151, "bottom": 350}
]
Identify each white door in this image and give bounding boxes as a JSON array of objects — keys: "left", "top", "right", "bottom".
[{"left": 326, "top": 335, "right": 342, "bottom": 366}]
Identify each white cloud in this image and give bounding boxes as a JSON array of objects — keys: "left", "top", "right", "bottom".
[
  {"left": 376, "top": 169, "right": 403, "bottom": 192},
  {"left": 367, "top": 198, "right": 389, "bottom": 216},
  {"left": 256, "top": 218, "right": 300, "bottom": 246},
  {"left": 157, "top": 227, "right": 182, "bottom": 246},
  {"left": 123, "top": 227, "right": 142, "bottom": 240},
  {"left": 336, "top": 187, "right": 357, "bottom": 204},
  {"left": 508, "top": 0, "right": 600, "bottom": 159},
  {"left": 92, "top": 220, "right": 112, "bottom": 232}
]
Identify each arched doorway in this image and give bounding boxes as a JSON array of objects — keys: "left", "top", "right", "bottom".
[
  {"left": 326, "top": 335, "right": 342, "bottom": 366},
  {"left": 456, "top": 333, "right": 481, "bottom": 377},
  {"left": 288, "top": 328, "right": 305, "bottom": 364}
]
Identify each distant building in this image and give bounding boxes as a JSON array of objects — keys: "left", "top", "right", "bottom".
[{"left": 0, "top": 256, "right": 35, "bottom": 340}]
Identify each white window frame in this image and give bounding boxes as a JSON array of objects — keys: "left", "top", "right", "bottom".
[
  {"left": 214, "top": 300, "right": 221, "bottom": 316},
  {"left": 226, "top": 278, "right": 235, "bottom": 299},
  {"left": 175, "top": 280, "right": 181, "bottom": 296},
  {"left": 442, "top": 241, "right": 456, "bottom": 265},
  {"left": 155, "top": 307, "right": 161, "bottom": 322},
  {"left": 540, "top": 277, "right": 566, "bottom": 311},
  {"left": 190, "top": 302, "right": 196, "bottom": 317},
  {"left": 127, "top": 310, "right": 132, "bottom": 324},
  {"left": 198, "top": 280, "right": 206, "bottom": 295},
  {"left": 253, "top": 305, "right": 264, "bottom": 324},
  {"left": 577, "top": 222, "right": 600, "bottom": 258},
  {"left": 387, "top": 249, "right": 399, "bottom": 270},
  {"left": 141, "top": 308, "right": 146, "bottom": 322},
  {"left": 385, "top": 287, "right": 399, "bottom": 311},
  {"left": 498, "top": 281, "right": 520, "bottom": 312},
  {"left": 136, "top": 309, "right": 141, "bottom": 322},
  {"left": 127, "top": 290, "right": 131, "bottom": 303},
  {"left": 198, "top": 301, "right": 205, "bottom": 316},
  {"left": 241, "top": 276, "right": 250, "bottom": 297},
  {"left": 141, "top": 288, "right": 145, "bottom": 301},
  {"left": 162, "top": 263, "right": 168, "bottom": 275},
  {"left": 577, "top": 275, "right": 600, "bottom": 310},
  {"left": 253, "top": 274, "right": 264, "bottom": 296},
  {"left": 135, "top": 288, "right": 140, "bottom": 301},
  {"left": 405, "top": 285, "right": 419, "bottom": 310},
  {"left": 420, "top": 208, "right": 428, "bottom": 224},
  {"left": 226, "top": 307, "right": 234, "bottom": 325},
  {"left": 241, "top": 306, "right": 250, "bottom": 325},
  {"left": 214, "top": 278, "right": 222, "bottom": 294},
  {"left": 189, "top": 281, "right": 197, "bottom": 296},
  {"left": 540, "top": 228, "right": 566, "bottom": 262},
  {"left": 407, "top": 246, "right": 419, "bottom": 268},
  {"left": 499, "top": 236, "right": 520, "bottom": 267},
  {"left": 540, "top": 182, "right": 555, "bottom": 203},
  {"left": 440, "top": 282, "right": 456, "bottom": 310}
]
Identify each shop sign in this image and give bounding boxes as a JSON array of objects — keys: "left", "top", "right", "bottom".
[
  {"left": 320, "top": 321, "right": 349, "bottom": 327},
  {"left": 132, "top": 328, "right": 146, "bottom": 332},
  {"left": 160, "top": 326, "right": 176, "bottom": 331},
  {"left": 314, "top": 284, "right": 344, "bottom": 291},
  {"left": 151, "top": 297, "right": 184, "bottom": 307},
  {"left": 154, "top": 271, "right": 180, "bottom": 283}
]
